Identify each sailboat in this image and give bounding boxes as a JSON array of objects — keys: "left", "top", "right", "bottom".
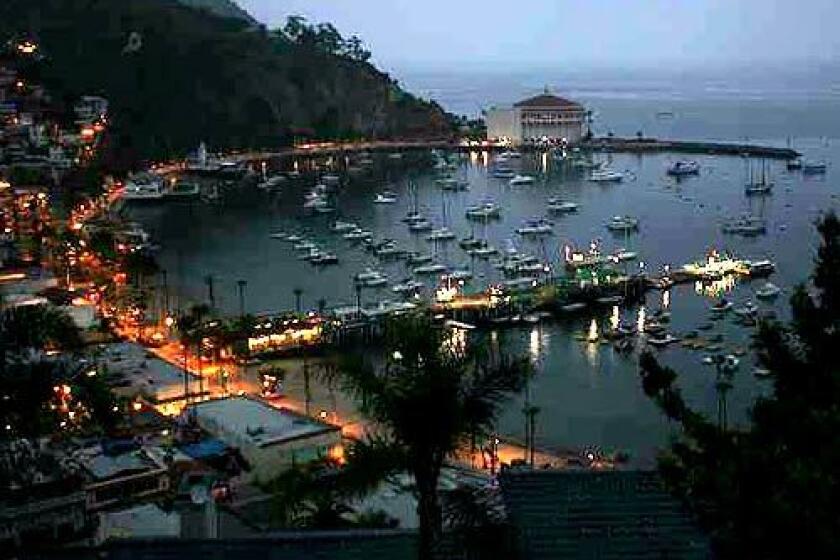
[{"left": 745, "top": 159, "right": 774, "bottom": 195}]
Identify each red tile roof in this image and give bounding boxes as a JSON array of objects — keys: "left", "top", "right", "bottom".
[{"left": 514, "top": 94, "right": 582, "bottom": 109}]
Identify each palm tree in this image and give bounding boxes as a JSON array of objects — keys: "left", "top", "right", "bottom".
[
  {"left": 293, "top": 287, "right": 304, "bottom": 314},
  {"left": 326, "top": 314, "right": 531, "bottom": 558},
  {"left": 176, "top": 304, "right": 210, "bottom": 404}
]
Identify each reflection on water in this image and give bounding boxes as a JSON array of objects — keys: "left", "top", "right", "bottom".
[
  {"left": 662, "top": 289, "right": 671, "bottom": 309},
  {"left": 610, "top": 305, "right": 620, "bottom": 330},
  {"left": 637, "top": 306, "right": 647, "bottom": 333},
  {"left": 695, "top": 275, "right": 737, "bottom": 299},
  {"left": 529, "top": 327, "right": 541, "bottom": 362}
]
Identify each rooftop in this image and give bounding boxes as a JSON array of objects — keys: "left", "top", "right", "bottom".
[
  {"left": 500, "top": 469, "right": 709, "bottom": 559},
  {"left": 514, "top": 93, "right": 583, "bottom": 109},
  {"left": 191, "top": 397, "right": 339, "bottom": 449}
]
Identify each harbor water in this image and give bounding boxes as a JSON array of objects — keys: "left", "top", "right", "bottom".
[{"left": 127, "top": 73, "right": 840, "bottom": 464}]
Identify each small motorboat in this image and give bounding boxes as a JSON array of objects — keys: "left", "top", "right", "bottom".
[
  {"left": 802, "top": 161, "right": 827, "bottom": 174},
  {"left": 745, "top": 182, "right": 773, "bottom": 195},
  {"left": 310, "top": 252, "right": 338, "bottom": 265},
  {"left": 546, "top": 198, "right": 579, "bottom": 213},
  {"left": 606, "top": 215, "right": 639, "bottom": 232},
  {"left": 406, "top": 252, "right": 434, "bottom": 266},
  {"left": 509, "top": 174, "right": 536, "bottom": 186},
  {"left": 465, "top": 202, "right": 502, "bottom": 220},
  {"left": 667, "top": 160, "right": 700, "bottom": 176},
  {"left": 427, "top": 227, "right": 456, "bottom": 241},
  {"left": 755, "top": 282, "right": 781, "bottom": 300},
  {"left": 786, "top": 158, "right": 802, "bottom": 171},
  {"left": 408, "top": 220, "right": 433, "bottom": 232},
  {"left": 413, "top": 263, "right": 448, "bottom": 275},
  {"left": 710, "top": 299, "right": 733, "bottom": 313},
  {"left": 330, "top": 220, "right": 358, "bottom": 232},
  {"left": 733, "top": 301, "right": 759, "bottom": 317},
  {"left": 373, "top": 192, "right": 398, "bottom": 204},
  {"left": 448, "top": 269, "right": 473, "bottom": 282},
  {"left": 516, "top": 218, "right": 553, "bottom": 236},
  {"left": 589, "top": 169, "right": 624, "bottom": 182},
  {"left": 647, "top": 333, "right": 679, "bottom": 348},
  {"left": 391, "top": 279, "right": 424, "bottom": 295}
]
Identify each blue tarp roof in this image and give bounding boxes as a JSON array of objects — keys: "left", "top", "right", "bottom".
[{"left": 179, "top": 438, "right": 227, "bottom": 459}]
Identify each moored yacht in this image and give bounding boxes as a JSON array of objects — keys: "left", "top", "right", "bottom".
[
  {"left": 516, "top": 218, "right": 553, "bottom": 236},
  {"left": 667, "top": 160, "right": 700, "bottom": 176},
  {"left": 606, "top": 215, "right": 639, "bottom": 232},
  {"left": 123, "top": 174, "right": 165, "bottom": 201},
  {"left": 465, "top": 201, "right": 502, "bottom": 220},
  {"left": 509, "top": 174, "right": 535, "bottom": 186},
  {"left": 546, "top": 197, "right": 579, "bottom": 213},
  {"left": 589, "top": 169, "right": 624, "bottom": 182}
]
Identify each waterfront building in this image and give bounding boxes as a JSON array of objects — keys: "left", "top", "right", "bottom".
[
  {"left": 486, "top": 90, "right": 587, "bottom": 146},
  {"left": 189, "top": 396, "right": 342, "bottom": 481}
]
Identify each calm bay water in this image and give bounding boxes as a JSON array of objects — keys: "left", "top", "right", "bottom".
[{"left": 128, "top": 69, "right": 840, "bottom": 464}]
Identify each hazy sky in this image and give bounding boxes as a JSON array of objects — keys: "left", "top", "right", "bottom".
[{"left": 239, "top": 0, "right": 840, "bottom": 71}]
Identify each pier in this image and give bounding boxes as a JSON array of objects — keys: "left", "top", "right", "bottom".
[{"left": 152, "top": 136, "right": 799, "bottom": 175}]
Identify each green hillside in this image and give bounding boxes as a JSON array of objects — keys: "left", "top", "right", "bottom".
[{"left": 0, "top": 0, "right": 453, "bottom": 162}]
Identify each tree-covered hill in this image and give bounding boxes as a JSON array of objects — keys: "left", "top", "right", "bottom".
[{"left": 0, "top": 0, "right": 454, "bottom": 163}]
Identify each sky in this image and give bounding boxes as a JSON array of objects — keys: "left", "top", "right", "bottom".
[{"left": 238, "top": 0, "right": 840, "bottom": 72}]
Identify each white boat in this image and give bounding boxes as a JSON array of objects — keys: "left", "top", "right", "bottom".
[
  {"left": 437, "top": 177, "right": 469, "bottom": 191},
  {"left": 391, "top": 279, "right": 424, "bottom": 295},
  {"left": 123, "top": 174, "right": 165, "bottom": 201},
  {"left": 500, "top": 150, "right": 522, "bottom": 159},
  {"left": 322, "top": 174, "right": 341, "bottom": 185},
  {"left": 509, "top": 174, "right": 535, "bottom": 186},
  {"left": 310, "top": 252, "right": 338, "bottom": 265},
  {"left": 312, "top": 199, "right": 336, "bottom": 213},
  {"left": 606, "top": 216, "right": 639, "bottom": 232},
  {"left": 755, "top": 282, "right": 781, "bottom": 300},
  {"left": 448, "top": 269, "right": 473, "bottom": 281},
  {"left": 468, "top": 244, "right": 498, "bottom": 258},
  {"left": 733, "top": 301, "right": 759, "bottom": 317},
  {"left": 613, "top": 250, "right": 638, "bottom": 262},
  {"left": 413, "top": 263, "right": 448, "bottom": 275},
  {"left": 374, "top": 192, "right": 397, "bottom": 204},
  {"left": 516, "top": 219, "right": 553, "bottom": 236},
  {"left": 355, "top": 268, "right": 388, "bottom": 286},
  {"left": 802, "top": 161, "right": 827, "bottom": 174},
  {"left": 427, "top": 227, "right": 456, "bottom": 241},
  {"left": 257, "top": 175, "right": 286, "bottom": 191},
  {"left": 343, "top": 228, "right": 373, "bottom": 240},
  {"left": 546, "top": 198, "right": 578, "bottom": 213},
  {"left": 293, "top": 241, "right": 317, "bottom": 251},
  {"left": 465, "top": 202, "right": 502, "bottom": 220},
  {"left": 402, "top": 211, "right": 426, "bottom": 224},
  {"left": 647, "top": 333, "right": 679, "bottom": 347},
  {"left": 331, "top": 220, "right": 358, "bottom": 232},
  {"left": 589, "top": 169, "right": 624, "bottom": 182},
  {"left": 745, "top": 182, "right": 773, "bottom": 195},
  {"left": 746, "top": 260, "right": 775, "bottom": 277},
  {"left": 667, "top": 161, "right": 700, "bottom": 176},
  {"left": 409, "top": 220, "right": 433, "bottom": 232},
  {"left": 502, "top": 277, "right": 538, "bottom": 290},
  {"left": 406, "top": 253, "right": 434, "bottom": 266},
  {"left": 493, "top": 168, "right": 515, "bottom": 179},
  {"left": 710, "top": 299, "right": 733, "bottom": 313},
  {"left": 722, "top": 216, "right": 766, "bottom": 236}
]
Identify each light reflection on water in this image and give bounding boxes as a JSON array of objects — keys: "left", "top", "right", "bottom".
[{"left": 129, "top": 134, "right": 839, "bottom": 462}]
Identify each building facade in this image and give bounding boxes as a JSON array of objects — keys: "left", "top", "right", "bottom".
[{"left": 486, "top": 92, "right": 587, "bottom": 146}]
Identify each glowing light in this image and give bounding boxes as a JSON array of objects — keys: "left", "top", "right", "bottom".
[
  {"left": 319, "top": 410, "right": 329, "bottom": 420},
  {"left": 610, "top": 306, "right": 620, "bottom": 330},
  {"left": 529, "top": 327, "right": 541, "bottom": 361},
  {"left": 587, "top": 319, "right": 599, "bottom": 343},
  {"left": 132, "top": 401, "right": 142, "bottom": 411}
]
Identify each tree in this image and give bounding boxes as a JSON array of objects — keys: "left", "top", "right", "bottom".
[
  {"left": 638, "top": 212, "right": 840, "bottom": 558},
  {"left": 176, "top": 304, "right": 210, "bottom": 402},
  {"left": 325, "top": 314, "right": 531, "bottom": 558}
]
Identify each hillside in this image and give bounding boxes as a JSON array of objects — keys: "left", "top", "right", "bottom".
[
  {"left": 0, "top": 0, "right": 453, "bottom": 163},
  {"left": 175, "top": 0, "right": 256, "bottom": 23}
]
